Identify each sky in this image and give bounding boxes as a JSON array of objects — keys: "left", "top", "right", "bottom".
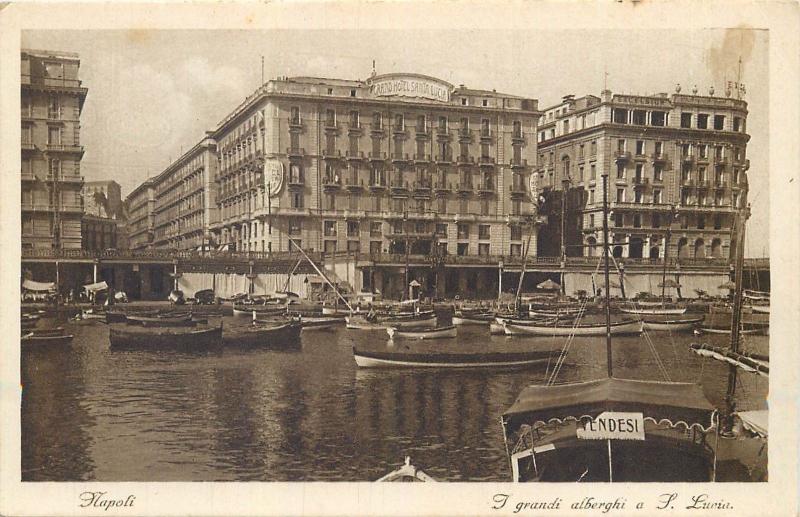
[{"left": 22, "top": 28, "right": 769, "bottom": 257}]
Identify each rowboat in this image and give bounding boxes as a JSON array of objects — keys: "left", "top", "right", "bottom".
[
  {"left": 222, "top": 321, "right": 301, "bottom": 347},
  {"left": 232, "top": 304, "right": 288, "bottom": 317},
  {"left": 321, "top": 306, "right": 351, "bottom": 316},
  {"left": 345, "top": 318, "right": 386, "bottom": 330},
  {"left": 489, "top": 322, "right": 506, "bottom": 335},
  {"left": 503, "top": 319, "right": 643, "bottom": 336},
  {"left": 382, "top": 314, "right": 437, "bottom": 329},
  {"left": 696, "top": 323, "right": 769, "bottom": 336},
  {"left": 641, "top": 315, "right": 703, "bottom": 331},
  {"left": 105, "top": 310, "right": 128, "bottom": 323},
  {"left": 620, "top": 306, "right": 687, "bottom": 316},
  {"left": 109, "top": 324, "right": 222, "bottom": 349},
  {"left": 21, "top": 328, "right": 74, "bottom": 346},
  {"left": 376, "top": 457, "right": 437, "bottom": 482},
  {"left": 386, "top": 325, "right": 457, "bottom": 340},
  {"left": 125, "top": 313, "right": 204, "bottom": 327},
  {"left": 296, "top": 316, "right": 344, "bottom": 330},
  {"left": 81, "top": 309, "right": 106, "bottom": 320},
  {"left": 353, "top": 347, "right": 550, "bottom": 369},
  {"left": 452, "top": 310, "right": 495, "bottom": 325}
]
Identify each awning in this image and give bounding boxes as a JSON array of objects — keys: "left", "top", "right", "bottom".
[
  {"left": 503, "top": 377, "right": 716, "bottom": 434},
  {"left": 22, "top": 280, "right": 56, "bottom": 292},
  {"left": 736, "top": 410, "right": 768, "bottom": 438},
  {"left": 306, "top": 275, "right": 325, "bottom": 284},
  {"left": 83, "top": 281, "right": 109, "bottom": 292},
  {"left": 537, "top": 279, "right": 561, "bottom": 290}
]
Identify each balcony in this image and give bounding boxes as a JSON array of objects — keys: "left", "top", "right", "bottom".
[
  {"left": 391, "top": 152, "right": 411, "bottom": 164},
  {"left": 288, "top": 175, "right": 304, "bottom": 188},
  {"left": 682, "top": 154, "right": 695, "bottom": 164},
  {"left": 413, "top": 154, "right": 431, "bottom": 163},
  {"left": 54, "top": 174, "right": 84, "bottom": 184},
  {"left": 478, "top": 183, "right": 495, "bottom": 195},
  {"left": 46, "top": 143, "right": 85, "bottom": 154},
  {"left": 651, "top": 152, "right": 667, "bottom": 163},
  {"left": 696, "top": 154, "right": 710, "bottom": 164},
  {"left": 392, "top": 125, "right": 407, "bottom": 136},
  {"left": 632, "top": 176, "right": 649, "bottom": 187},
  {"left": 286, "top": 147, "right": 305, "bottom": 158},
  {"left": 390, "top": 180, "right": 409, "bottom": 194},
  {"left": 435, "top": 154, "right": 453, "bottom": 165},
  {"left": 614, "top": 151, "right": 632, "bottom": 162},
  {"left": 415, "top": 126, "right": 430, "bottom": 138},
  {"left": 479, "top": 156, "right": 496, "bottom": 167},
  {"left": 324, "top": 121, "right": 340, "bottom": 133},
  {"left": 322, "top": 149, "right": 343, "bottom": 160},
  {"left": 345, "top": 178, "right": 364, "bottom": 191},
  {"left": 458, "top": 128, "right": 472, "bottom": 141},
  {"left": 510, "top": 182, "right": 527, "bottom": 197},
  {"left": 412, "top": 180, "right": 432, "bottom": 194},
  {"left": 456, "top": 154, "right": 474, "bottom": 166},
  {"left": 322, "top": 177, "right": 342, "bottom": 191},
  {"left": 715, "top": 156, "right": 730, "bottom": 167},
  {"left": 743, "top": 158, "right": 750, "bottom": 170},
  {"left": 680, "top": 178, "right": 696, "bottom": 188},
  {"left": 434, "top": 182, "right": 451, "bottom": 194},
  {"left": 346, "top": 150, "right": 365, "bottom": 161},
  {"left": 347, "top": 122, "right": 363, "bottom": 134},
  {"left": 457, "top": 182, "right": 473, "bottom": 194},
  {"left": 479, "top": 129, "right": 492, "bottom": 141},
  {"left": 287, "top": 117, "right": 303, "bottom": 130},
  {"left": 696, "top": 180, "right": 711, "bottom": 189},
  {"left": 369, "top": 179, "right": 387, "bottom": 191},
  {"left": 436, "top": 126, "right": 450, "bottom": 137},
  {"left": 368, "top": 151, "right": 386, "bottom": 162},
  {"left": 369, "top": 123, "right": 385, "bottom": 135},
  {"left": 21, "top": 141, "right": 35, "bottom": 152},
  {"left": 510, "top": 158, "right": 528, "bottom": 169}
]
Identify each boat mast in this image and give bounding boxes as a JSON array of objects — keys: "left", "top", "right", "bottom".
[
  {"left": 514, "top": 216, "right": 535, "bottom": 312},
  {"left": 725, "top": 204, "right": 749, "bottom": 428},
  {"left": 661, "top": 205, "right": 676, "bottom": 305},
  {"left": 602, "top": 174, "right": 613, "bottom": 378},
  {"left": 288, "top": 238, "right": 354, "bottom": 312},
  {"left": 560, "top": 179, "right": 568, "bottom": 296}
]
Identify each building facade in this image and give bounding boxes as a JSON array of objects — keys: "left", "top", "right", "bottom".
[
  {"left": 21, "top": 49, "right": 88, "bottom": 249},
  {"left": 535, "top": 88, "right": 749, "bottom": 263},
  {"left": 83, "top": 180, "right": 123, "bottom": 219},
  {"left": 81, "top": 214, "right": 118, "bottom": 251},
  {"left": 128, "top": 73, "right": 542, "bottom": 298},
  {"left": 125, "top": 179, "right": 155, "bottom": 250}
]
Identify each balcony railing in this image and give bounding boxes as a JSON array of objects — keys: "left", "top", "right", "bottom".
[
  {"left": 346, "top": 150, "right": 365, "bottom": 160},
  {"left": 435, "top": 154, "right": 453, "bottom": 164},
  {"left": 322, "top": 149, "right": 343, "bottom": 159},
  {"left": 287, "top": 117, "right": 303, "bottom": 128},
  {"left": 479, "top": 156, "right": 496, "bottom": 166},
  {"left": 368, "top": 151, "right": 386, "bottom": 161},
  {"left": 510, "top": 158, "right": 528, "bottom": 168},
  {"left": 651, "top": 152, "right": 667, "bottom": 163},
  {"left": 614, "top": 151, "right": 632, "bottom": 162},
  {"left": 286, "top": 147, "right": 305, "bottom": 157},
  {"left": 456, "top": 155, "right": 474, "bottom": 165},
  {"left": 391, "top": 152, "right": 411, "bottom": 163},
  {"left": 413, "top": 154, "right": 431, "bottom": 163}
]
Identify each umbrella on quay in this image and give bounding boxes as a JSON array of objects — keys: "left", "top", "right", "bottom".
[{"left": 718, "top": 280, "right": 737, "bottom": 290}]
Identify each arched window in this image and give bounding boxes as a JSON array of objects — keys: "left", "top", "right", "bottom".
[
  {"left": 677, "top": 237, "right": 689, "bottom": 258},
  {"left": 711, "top": 238, "right": 722, "bottom": 258},
  {"left": 586, "top": 236, "right": 597, "bottom": 257},
  {"left": 562, "top": 155, "right": 571, "bottom": 180},
  {"left": 694, "top": 238, "right": 706, "bottom": 259}
]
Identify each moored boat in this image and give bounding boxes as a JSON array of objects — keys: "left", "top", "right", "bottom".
[
  {"left": 222, "top": 321, "right": 301, "bottom": 347},
  {"left": 109, "top": 323, "right": 222, "bottom": 349},
  {"left": 387, "top": 325, "right": 457, "bottom": 340},
  {"left": 232, "top": 304, "right": 288, "bottom": 317},
  {"left": 503, "top": 319, "right": 642, "bottom": 337},
  {"left": 353, "top": 347, "right": 550, "bottom": 369},
  {"left": 382, "top": 314, "right": 437, "bottom": 329},
  {"left": 641, "top": 315, "right": 703, "bottom": 331},
  {"left": 620, "top": 306, "right": 687, "bottom": 316},
  {"left": 452, "top": 310, "right": 495, "bottom": 325},
  {"left": 21, "top": 328, "right": 74, "bottom": 346}
]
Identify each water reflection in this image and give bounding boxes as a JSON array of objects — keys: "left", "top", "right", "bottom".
[{"left": 20, "top": 315, "right": 768, "bottom": 481}]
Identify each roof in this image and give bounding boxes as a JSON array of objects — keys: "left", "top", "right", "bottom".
[
  {"left": 736, "top": 410, "right": 768, "bottom": 438},
  {"left": 503, "top": 377, "right": 716, "bottom": 433}
]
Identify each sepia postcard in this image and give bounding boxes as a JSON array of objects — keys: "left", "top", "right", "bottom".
[{"left": 0, "top": 1, "right": 798, "bottom": 516}]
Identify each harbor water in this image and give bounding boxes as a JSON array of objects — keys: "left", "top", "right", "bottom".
[{"left": 21, "top": 313, "right": 768, "bottom": 481}]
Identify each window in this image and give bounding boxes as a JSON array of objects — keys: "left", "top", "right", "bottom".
[
  {"left": 350, "top": 89, "right": 356, "bottom": 98},
  {"left": 653, "top": 164, "right": 663, "bottom": 182},
  {"left": 588, "top": 214, "right": 595, "bottom": 228},
  {"left": 460, "top": 117, "right": 469, "bottom": 131},
  {"left": 478, "top": 243, "right": 490, "bottom": 256},
  {"left": 327, "top": 88, "right": 333, "bottom": 95},
  {"left": 714, "top": 115, "right": 725, "bottom": 130},
  {"left": 589, "top": 189, "right": 595, "bottom": 204},
  {"left": 733, "top": 117, "right": 741, "bottom": 132},
  {"left": 652, "top": 213, "right": 661, "bottom": 228},
  {"left": 617, "top": 139, "right": 626, "bottom": 152},
  {"left": 633, "top": 214, "right": 642, "bottom": 228},
  {"left": 591, "top": 140, "right": 597, "bottom": 155},
  {"left": 635, "top": 140, "right": 645, "bottom": 155},
  {"left": 325, "top": 109, "right": 336, "bottom": 127},
  {"left": 651, "top": 111, "right": 666, "bottom": 126},
  {"left": 291, "top": 192, "right": 303, "bottom": 208},
  {"left": 478, "top": 225, "right": 490, "bottom": 240},
  {"left": 613, "top": 108, "right": 628, "bottom": 124},
  {"left": 288, "top": 218, "right": 302, "bottom": 235},
  {"left": 290, "top": 106, "right": 300, "bottom": 124},
  {"left": 513, "top": 121, "right": 522, "bottom": 139},
  {"left": 347, "top": 221, "right": 359, "bottom": 237},
  {"left": 48, "top": 126, "right": 61, "bottom": 145},
  {"left": 714, "top": 215, "right": 723, "bottom": 230},
  {"left": 459, "top": 198, "right": 468, "bottom": 214},
  {"left": 733, "top": 168, "right": 740, "bottom": 184},
  {"left": 48, "top": 96, "right": 60, "bottom": 119},
  {"left": 457, "top": 242, "right": 469, "bottom": 255},
  {"left": 481, "top": 118, "right": 490, "bottom": 137},
  {"left": 699, "top": 145, "right": 708, "bottom": 159},
  {"left": 373, "top": 112, "right": 382, "bottom": 128},
  {"left": 680, "top": 113, "right": 692, "bottom": 128},
  {"left": 697, "top": 215, "right": 706, "bottom": 229},
  {"left": 681, "top": 189, "right": 690, "bottom": 205},
  {"left": 347, "top": 240, "right": 360, "bottom": 252},
  {"left": 632, "top": 110, "right": 646, "bottom": 125},
  {"left": 616, "top": 188, "right": 625, "bottom": 202},
  {"left": 49, "top": 158, "right": 60, "bottom": 178},
  {"left": 324, "top": 220, "right": 337, "bottom": 237},
  {"left": 614, "top": 213, "right": 624, "bottom": 227},
  {"left": 457, "top": 223, "right": 469, "bottom": 239},
  {"left": 417, "top": 115, "right": 426, "bottom": 132},
  {"left": 510, "top": 243, "right": 522, "bottom": 256},
  {"left": 653, "top": 189, "right": 662, "bottom": 204},
  {"left": 616, "top": 162, "right": 625, "bottom": 179},
  {"left": 438, "top": 116, "right": 448, "bottom": 132},
  {"left": 435, "top": 223, "right": 448, "bottom": 238},
  {"left": 578, "top": 144, "right": 585, "bottom": 159},
  {"left": 634, "top": 190, "right": 643, "bottom": 204},
  {"left": 697, "top": 113, "right": 709, "bottom": 129},
  {"left": 480, "top": 199, "right": 490, "bottom": 216},
  {"left": 461, "top": 97, "right": 468, "bottom": 106},
  {"left": 733, "top": 192, "right": 740, "bottom": 207},
  {"left": 578, "top": 166, "right": 584, "bottom": 182},
  {"left": 590, "top": 164, "right": 596, "bottom": 180},
  {"left": 681, "top": 143, "right": 692, "bottom": 157},
  {"left": 438, "top": 197, "right": 447, "bottom": 213},
  {"left": 563, "top": 119, "right": 570, "bottom": 133},
  {"left": 394, "top": 113, "right": 404, "bottom": 130},
  {"left": 635, "top": 163, "right": 644, "bottom": 181},
  {"left": 482, "top": 99, "right": 488, "bottom": 107},
  {"left": 370, "top": 241, "right": 382, "bottom": 254},
  {"left": 510, "top": 224, "right": 522, "bottom": 241},
  {"left": 680, "top": 215, "right": 689, "bottom": 229},
  {"left": 370, "top": 221, "right": 382, "bottom": 237},
  {"left": 511, "top": 199, "right": 521, "bottom": 215},
  {"left": 698, "top": 193, "right": 707, "bottom": 206},
  {"left": 698, "top": 166, "right": 707, "bottom": 182}
]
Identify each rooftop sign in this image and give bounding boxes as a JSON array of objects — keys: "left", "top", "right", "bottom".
[{"left": 368, "top": 74, "right": 454, "bottom": 103}]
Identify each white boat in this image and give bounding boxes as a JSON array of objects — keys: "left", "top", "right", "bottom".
[
  {"left": 489, "top": 322, "right": 506, "bottom": 335},
  {"left": 620, "top": 306, "right": 687, "bottom": 315},
  {"left": 386, "top": 325, "right": 457, "bottom": 340},
  {"left": 322, "top": 306, "right": 351, "bottom": 316},
  {"left": 750, "top": 305, "right": 770, "bottom": 314},
  {"left": 503, "top": 319, "right": 643, "bottom": 336},
  {"left": 642, "top": 316, "right": 703, "bottom": 331},
  {"left": 452, "top": 311, "right": 494, "bottom": 325},
  {"left": 353, "top": 348, "right": 550, "bottom": 369},
  {"left": 376, "top": 457, "right": 437, "bottom": 482}
]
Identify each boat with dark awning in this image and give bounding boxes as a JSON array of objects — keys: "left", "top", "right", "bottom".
[{"left": 501, "top": 377, "right": 718, "bottom": 482}]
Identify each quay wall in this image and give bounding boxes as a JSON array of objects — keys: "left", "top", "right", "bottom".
[
  {"left": 563, "top": 271, "right": 730, "bottom": 298},
  {"left": 177, "top": 273, "right": 317, "bottom": 299}
]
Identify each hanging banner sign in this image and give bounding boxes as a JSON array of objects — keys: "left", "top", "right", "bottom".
[
  {"left": 264, "top": 159, "right": 284, "bottom": 197},
  {"left": 576, "top": 411, "right": 645, "bottom": 441}
]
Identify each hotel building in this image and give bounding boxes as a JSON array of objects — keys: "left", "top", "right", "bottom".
[
  {"left": 125, "top": 179, "right": 155, "bottom": 250},
  {"left": 129, "top": 73, "right": 542, "bottom": 298},
  {"left": 21, "top": 49, "right": 88, "bottom": 249},
  {"left": 535, "top": 88, "right": 749, "bottom": 264}
]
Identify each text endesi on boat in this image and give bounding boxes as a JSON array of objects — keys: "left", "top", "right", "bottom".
[{"left": 575, "top": 411, "right": 645, "bottom": 440}]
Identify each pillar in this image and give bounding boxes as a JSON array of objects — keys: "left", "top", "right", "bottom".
[
  {"left": 622, "top": 233, "right": 630, "bottom": 258},
  {"left": 457, "top": 270, "right": 467, "bottom": 296},
  {"left": 141, "top": 265, "right": 152, "bottom": 300},
  {"left": 93, "top": 260, "right": 98, "bottom": 283},
  {"left": 436, "top": 268, "right": 446, "bottom": 299}
]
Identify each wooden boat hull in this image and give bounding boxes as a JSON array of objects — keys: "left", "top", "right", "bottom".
[
  {"left": 503, "top": 319, "right": 643, "bottom": 336},
  {"left": 109, "top": 324, "right": 222, "bottom": 349},
  {"left": 381, "top": 315, "right": 437, "bottom": 329},
  {"left": 223, "top": 322, "right": 301, "bottom": 346},
  {"left": 353, "top": 348, "right": 549, "bottom": 368},
  {"left": 697, "top": 325, "right": 769, "bottom": 336},
  {"left": 621, "top": 307, "right": 687, "bottom": 315},
  {"left": 232, "top": 305, "right": 287, "bottom": 317},
  {"left": 21, "top": 333, "right": 74, "bottom": 346},
  {"left": 387, "top": 325, "right": 457, "bottom": 340},
  {"left": 642, "top": 316, "right": 703, "bottom": 331},
  {"left": 452, "top": 314, "right": 494, "bottom": 325},
  {"left": 105, "top": 311, "right": 128, "bottom": 323},
  {"left": 750, "top": 305, "right": 770, "bottom": 314}
]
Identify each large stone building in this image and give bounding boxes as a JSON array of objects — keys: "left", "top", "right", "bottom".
[
  {"left": 128, "top": 73, "right": 542, "bottom": 298},
  {"left": 21, "top": 49, "right": 88, "bottom": 249},
  {"left": 125, "top": 179, "right": 155, "bottom": 250},
  {"left": 535, "top": 88, "right": 749, "bottom": 264}
]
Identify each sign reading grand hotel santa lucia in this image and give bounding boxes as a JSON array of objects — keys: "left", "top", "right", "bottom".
[{"left": 368, "top": 73, "right": 453, "bottom": 103}]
